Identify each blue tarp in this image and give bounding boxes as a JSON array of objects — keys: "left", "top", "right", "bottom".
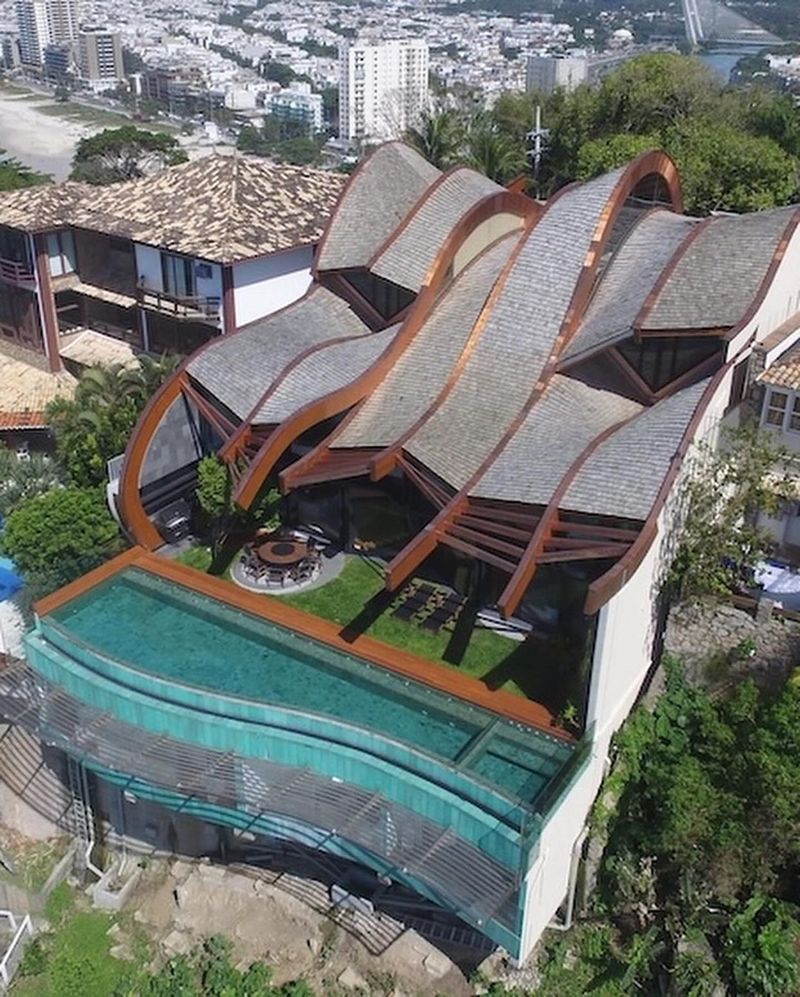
[{"left": 0, "top": 566, "right": 22, "bottom": 602}]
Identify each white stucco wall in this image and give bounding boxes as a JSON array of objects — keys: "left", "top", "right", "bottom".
[
  {"left": 517, "top": 365, "right": 735, "bottom": 963},
  {"left": 232, "top": 245, "right": 313, "bottom": 328}
]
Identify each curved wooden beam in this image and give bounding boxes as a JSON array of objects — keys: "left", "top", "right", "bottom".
[
  {"left": 117, "top": 372, "right": 186, "bottom": 549},
  {"left": 234, "top": 190, "right": 536, "bottom": 509},
  {"left": 383, "top": 151, "right": 684, "bottom": 591},
  {"left": 583, "top": 361, "right": 733, "bottom": 615},
  {"left": 495, "top": 411, "right": 643, "bottom": 619}
]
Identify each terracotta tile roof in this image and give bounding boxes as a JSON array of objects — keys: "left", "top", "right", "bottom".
[
  {"left": 0, "top": 156, "right": 346, "bottom": 264},
  {"left": 73, "top": 155, "right": 347, "bottom": 264},
  {"left": 0, "top": 353, "right": 77, "bottom": 428},
  {"left": 759, "top": 339, "right": 800, "bottom": 390}
]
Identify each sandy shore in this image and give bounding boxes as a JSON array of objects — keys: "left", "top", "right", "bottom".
[{"left": 0, "top": 92, "right": 97, "bottom": 180}]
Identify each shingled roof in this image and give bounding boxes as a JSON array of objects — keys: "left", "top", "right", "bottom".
[
  {"left": 0, "top": 157, "right": 345, "bottom": 264},
  {"left": 0, "top": 182, "right": 92, "bottom": 233},
  {"left": 74, "top": 156, "right": 346, "bottom": 264}
]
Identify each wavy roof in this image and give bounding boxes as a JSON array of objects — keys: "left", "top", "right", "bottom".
[
  {"left": 641, "top": 207, "right": 799, "bottom": 332},
  {"left": 316, "top": 143, "right": 440, "bottom": 273},
  {"left": 370, "top": 167, "right": 503, "bottom": 292}
]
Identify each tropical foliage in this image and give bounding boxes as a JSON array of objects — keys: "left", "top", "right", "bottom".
[
  {"left": 532, "top": 661, "right": 800, "bottom": 996},
  {"left": 0, "top": 486, "right": 122, "bottom": 600},
  {"left": 409, "top": 54, "right": 800, "bottom": 214},
  {"left": 0, "top": 150, "right": 50, "bottom": 191},
  {"left": 671, "top": 424, "right": 794, "bottom": 597},
  {"left": 46, "top": 357, "right": 178, "bottom": 488},
  {"left": 195, "top": 455, "right": 281, "bottom": 556},
  {"left": 113, "top": 935, "right": 313, "bottom": 996},
  {"left": 0, "top": 448, "right": 64, "bottom": 518},
  {"left": 70, "top": 126, "right": 187, "bottom": 185}
]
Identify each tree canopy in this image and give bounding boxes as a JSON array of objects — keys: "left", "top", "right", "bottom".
[
  {"left": 411, "top": 53, "right": 800, "bottom": 214},
  {"left": 0, "top": 486, "right": 122, "bottom": 600},
  {"left": 0, "top": 448, "right": 64, "bottom": 518},
  {"left": 69, "top": 126, "right": 187, "bottom": 185},
  {"left": 0, "top": 151, "right": 50, "bottom": 191},
  {"left": 46, "top": 358, "right": 177, "bottom": 488}
]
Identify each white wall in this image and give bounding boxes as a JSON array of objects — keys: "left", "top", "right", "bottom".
[
  {"left": 517, "top": 366, "right": 735, "bottom": 963},
  {"left": 135, "top": 244, "right": 162, "bottom": 291},
  {"left": 232, "top": 245, "right": 313, "bottom": 328}
]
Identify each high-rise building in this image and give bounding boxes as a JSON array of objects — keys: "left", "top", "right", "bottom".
[
  {"left": 78, "top": 28, "right": 123, "bottom": 90},
  {"left": 15, "top": 0, "right": 50, "bottom": 66},
  {"left": 266, "top": 85, "right": 324, "bottom": 135},
  {"left": 15, "top": 0, "right": 77, "bottom": 67},
  {"left": 339, "top": 38, "right": 429, "bottom": 143},
  {"left": 1, "top": 34, "right": 22, "bottom": 70},
  {"left": 46, "top": 0, "right": 78, "bottom": 44},
  {"left": 526, "top": 53, "right": 589, "bottom": 94}
]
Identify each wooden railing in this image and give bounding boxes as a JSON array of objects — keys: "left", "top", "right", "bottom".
[
  {"left": 136, "top": 286, "right": 221, "bottom": 321},
  {"left": 0, "top": 258, "right": 35, "bottom": 287}
]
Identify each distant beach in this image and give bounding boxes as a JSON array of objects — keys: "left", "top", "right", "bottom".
[{"left": 0, "top": 89, "right": 97, "bottom": 180}]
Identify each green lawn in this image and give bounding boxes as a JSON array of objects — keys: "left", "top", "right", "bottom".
[
  {"left": 12, "top": 882, "right": 146, "bottom": 997},
  {"left": 170, "top": 546, "right": 566, "bottom": 702},
  {"left": 280, "top": 557, "right": 530, "bottom": 696},
  {"left": 35, "top": 101, "right": 180, "bottom": 134}
]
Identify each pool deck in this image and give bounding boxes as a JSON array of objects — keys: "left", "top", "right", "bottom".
[{"left": 35, "top": 546, "right": 573, "bottom": 741}]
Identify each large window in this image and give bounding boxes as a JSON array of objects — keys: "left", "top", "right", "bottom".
[
  {"left": 618, "top": 336, "right": 721, "bottom": 393},
  {"left": 47, "top": 230, "right": 76, "bottom": 277},
  {"left": 765, "top": 389, "right": 788, "bottom": 427},
  {"left": 161, "top": 253, "right": 196, "bottom": 299},
  {"left": 343, "top": 271, "right": 415, "bottom": 322}
]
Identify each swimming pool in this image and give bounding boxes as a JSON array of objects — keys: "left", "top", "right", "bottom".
[{"left": 46, "top": 567, "right": 573, "bottom": 807}]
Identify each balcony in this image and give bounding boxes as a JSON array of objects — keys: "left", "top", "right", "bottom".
[
  {"left": 137, "top": 286, "right": 221, "bottom": 322},
  {"left": 0, "top": 258, "right": 35, "bottom": 288}
]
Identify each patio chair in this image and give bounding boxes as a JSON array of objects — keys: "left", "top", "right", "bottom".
[
  {"left": 392, "top": 584, "right": 438, "bottom": 622},
  {"left": 421, "top": 592, "right": 465, "bottom": 633},
  {"left": 267, "top": 567, "right": 286, "bottom": 588}
]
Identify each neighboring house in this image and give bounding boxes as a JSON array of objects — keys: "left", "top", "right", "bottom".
[
  {"left": 5, "top": 143, "right": 800, "bottom": 964},
  {"left": 0, "top": 155, "right": 345, "bottom": 368},
  {"left": 752, "top": 320, "right": 800, "bottom": 553}
]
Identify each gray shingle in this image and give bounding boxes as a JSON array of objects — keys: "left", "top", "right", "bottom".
[
  {"left": 255, "top": 324, "right": 401, "bottom": 424},
  {"left": 643, "top": 207, "right": 798, "bottom": 331},
  {"left": 186, "top": 286, "right": 370, "bottom": 419},
  {"left": 564, "top": 211, "right": 697, "bottom": 363},
  {"left": 371, "top": 168, "right": 502, "bottom": 292},
  {"left": 470, "top": 374, "right": 642, "bottom": 505},
  {"left": 316, "top": 144, "right": 440, "bottom": 272},
  {"left": 562, "top": 377, "right": 709, "bottom": 521},
  {"left": 335, "top": 236, "right": 517, "bottom": 450},
  {"left": 405, "top": 167, "right": 628, "bottom": 490}
]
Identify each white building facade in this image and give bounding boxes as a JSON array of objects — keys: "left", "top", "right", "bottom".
[
  {"left": 15, "top": 0, "right": 77, "bottom": 67},
  {"left": 339, "top": 38, "right": 429, "bottom": 143},
  {"left": 526, "top": 52, "right": 589, "bottom": 94}
]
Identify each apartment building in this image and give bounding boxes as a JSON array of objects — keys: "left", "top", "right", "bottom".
[
  {"left": 15, "top": 0, "right": 77, "bottom": 67},
  {"left": 339, "top": 38, "right": 429, "bottom": 143},
  {"left": 526, "top": 52, "right": 589, "bottom": 94},
  {"left": 77, "top": 28, "right": 124, "bottom": 91},
  {"left": 266, "top": 85, "right": 324, "bottom": 135}
]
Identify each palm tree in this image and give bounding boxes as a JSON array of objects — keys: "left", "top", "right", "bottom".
[
  {"left": 406, "top": 108, "right": 464, "bottom": 169},
  {"left": 0, "top": 450, "right": 64, "bottom": 517},
  {"left": 465, "top": 119, "right": 527, "bottom": 185}
]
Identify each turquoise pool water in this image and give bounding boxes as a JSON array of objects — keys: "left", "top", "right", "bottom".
[{"left": 48, "top": 568, "right": 572, "bottom": 804}]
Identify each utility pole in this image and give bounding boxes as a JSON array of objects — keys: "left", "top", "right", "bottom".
[{"left": 526, "top": 104, "right": 549, "bottom": 197}]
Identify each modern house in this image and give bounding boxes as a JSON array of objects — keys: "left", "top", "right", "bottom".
[{"left": 4, "top": 142, "right": 800, "bottom": 963}]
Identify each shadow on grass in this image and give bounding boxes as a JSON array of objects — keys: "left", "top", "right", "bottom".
[
  {"left": 481, "top": 635, "right": 585, "bottom": 716},
  {"left": 442, "top": 600, "right": 478, "bottom": 666},
  {"left": 339, "top": 588, "right": 397, "bottom": 644},
  {"left": 208, "top": 535, "right": 246, "bottom": 577}
]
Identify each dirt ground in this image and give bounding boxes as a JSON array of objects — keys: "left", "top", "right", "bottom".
[{"left": 124, "top": 857, "right": 480, "bottom": 996}]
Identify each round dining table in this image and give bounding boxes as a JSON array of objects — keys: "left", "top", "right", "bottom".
[{"left": 256, "top": 539, "right": 308, "bottom": 567}]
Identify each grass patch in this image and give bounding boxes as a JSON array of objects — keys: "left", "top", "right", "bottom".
[
  {"left": 175, "top": 544, "right": 213, "bottom": 572},
  {"left": 280, "top": 557, "right": 530, "bottom": 696},
  {"left": 35, "top": 102, "right": 179, "bottom": 133},
  {"left": 0, "top": 837, "right": 70, "bottom": 892},
  {"left": 14, "top": 884, "right": 144, "bottom": 997}
]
